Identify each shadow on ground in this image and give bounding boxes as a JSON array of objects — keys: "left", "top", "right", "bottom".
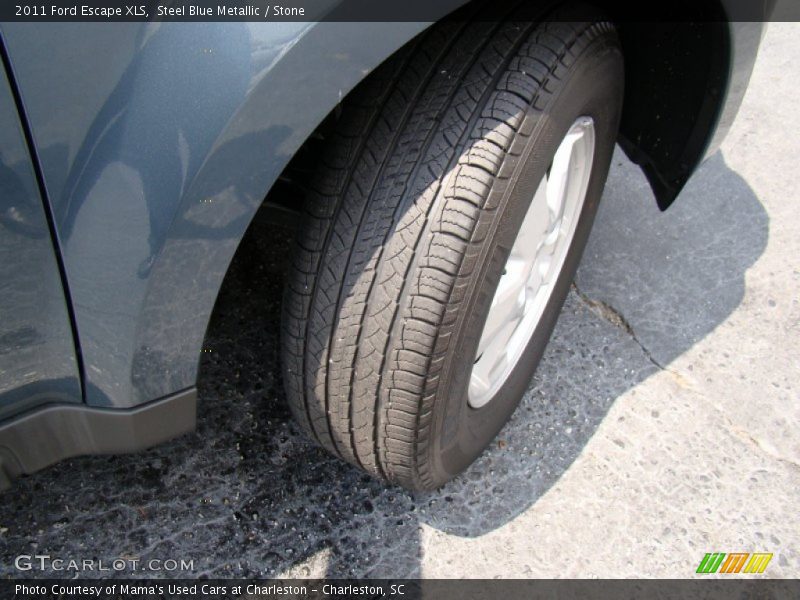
[{"left": 0, "top": 150, "right": 768, "bottom": 578}]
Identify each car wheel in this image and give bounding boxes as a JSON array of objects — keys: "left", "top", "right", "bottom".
[{"left": 281, "top": 12, "right": 624, "bottom": 490}]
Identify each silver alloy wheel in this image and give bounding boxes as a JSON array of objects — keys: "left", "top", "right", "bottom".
[{"left": 468, "top": 116, "right": 596, "bottom": 409}]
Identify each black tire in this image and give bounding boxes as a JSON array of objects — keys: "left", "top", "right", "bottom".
[{"left": 281, "top": 11, "right": 624, "bottom": 490}]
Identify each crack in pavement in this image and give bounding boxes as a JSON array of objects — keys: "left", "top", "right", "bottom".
[
  {"left": 678, "top": 380, "right": 800, "bottom": 474},
  {"left": 571, "top": 282, "right": 666, "bottom": 371},
  {"left": 733, "top": 427, "right": 800, "bottom": 474}
]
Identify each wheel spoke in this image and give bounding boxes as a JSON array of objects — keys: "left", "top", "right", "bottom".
[
  {"left": 546, "top": 128, "right": 584, "bottom": 215},
  {"left": 476, "top": 259, "right": 526, "bottom": 357},
  {"left": 510, "top": 175, "right": 550, "bottom": 262},
  {"left": 468, "top": 367, "right": 491, "bottom": 401}
]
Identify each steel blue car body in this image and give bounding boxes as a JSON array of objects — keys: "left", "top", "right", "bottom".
[{"left": 0, "top": 4, "right": 770, "bottom": 488}]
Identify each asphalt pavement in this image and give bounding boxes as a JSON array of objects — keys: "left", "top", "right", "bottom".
[{"left": 0, "top": 23, "right": 797, "bottom": 579}]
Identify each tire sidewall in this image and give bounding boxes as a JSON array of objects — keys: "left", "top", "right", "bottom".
[{"left": 427, "top": 33, "right": 625, "bottom": 485}]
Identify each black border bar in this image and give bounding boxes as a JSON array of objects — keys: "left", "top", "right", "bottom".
[
  {"left": 0, "top": 0, "right": 797, "bottom": 23},
  {"left": 4, "top": 579, "right": 800, "bottom": 600}
]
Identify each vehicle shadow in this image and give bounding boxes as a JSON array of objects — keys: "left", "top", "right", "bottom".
[{"left": 0, "top": 149, "right": 768, "bottom": 579}]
